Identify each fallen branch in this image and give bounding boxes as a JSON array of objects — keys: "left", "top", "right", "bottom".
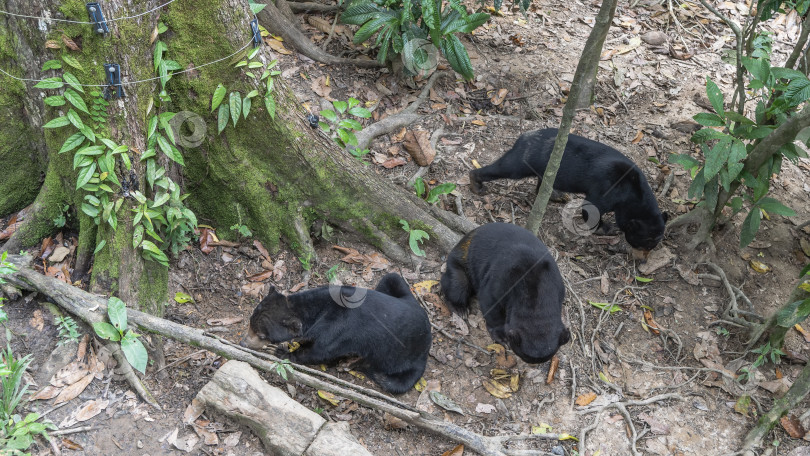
[
  {"left": 287, "top": 1, "right": 341, "bottom": 13},
  {"left": 4, "top": 255, "right": 537, "bottom": 456}
]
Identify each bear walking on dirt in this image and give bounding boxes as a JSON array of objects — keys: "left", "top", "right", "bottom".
[
  {"left": 470, "top": 128, "right": 667, "bottom": 259},
  {"left": 241, "top": 273, "right": 432, "bottom": 394},
  {"left": 440, "top": 223, "right": 570, "bottom": 364}
]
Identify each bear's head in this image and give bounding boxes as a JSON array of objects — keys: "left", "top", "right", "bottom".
[
  {"left": 240, "top": 286, "right": 303, "bottom": 350},
  {"left": 504, "top": 321, "right": 570, "bottom": 364},
  {"left": 624, "top": 211, "right": 667, "bottom": 259}
]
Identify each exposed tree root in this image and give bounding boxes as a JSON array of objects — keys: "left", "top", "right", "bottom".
[
  {"left": 578, "top": 393, "right": 683, "bottom": 456},
  {"left": 287, "top": 1, "right": 341, "bottom": 13},
  {"left": 106, "top": 339, "right": 161, "bottom": 409},
  {"left": 6, "top": 255, "right": 554, "bottom": 456},
  {"left": 666, "top": 207, "right": 716, "bottom": 252},
  {"left": 355, "top": 71, "right": 449, "bottom": 151},
  {"left": 699, "top": 262, "right": 762, "bottom": 329},
  {"left": 257, "top": 3, "right": 381, "bottom": 68},
  {"left": 0, "top": 184, "right": 66, "bottom": 255}
]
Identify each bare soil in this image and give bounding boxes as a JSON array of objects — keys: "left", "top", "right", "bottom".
[{"left": 4, "top": 0, "right": 810, "bottom": 455}]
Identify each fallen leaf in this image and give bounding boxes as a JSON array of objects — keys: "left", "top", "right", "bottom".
[
  {"left": 638, "top": 246, "right": 674, "bottom": 275},
  {"left": 253, "top": 240, "right": 271, "bottom": 261},
  {"left": 40, "top": 236, "right": 54, "bottom": 259},
  {"left": 532, "top": 423, "right": 553, "bottom": 434},
  {"left": 734, "top": 395, "right": 753, "bottom": 416},
  {"left": 53, "top": 373, "right": 95, "bottom": 404},
  {"left": 174, "top": 292, "right": 194, "bottom": 304},
  {"left": 206, "top": 316, "right": 243, "bottom": 326},
  {"left": 442, "top": 444, "right": 464, "bottom": 456},
  {"left": 247, "top": 269, "right": 274, "bottom": 282},
  {"left": 575, "top": 392, "right": 597, "bottom": 406},
  {"left": 423, "top": 292, "right": 450, "bottom": 316},
  {"left": 750, "top": 260, "right": 770, "bottom": 273},
  {"left": 781, "top": 415, "right": 805, "bottom": 438},
  {"left": 546, "top": 355, "right": 560, "bottom": 384},
  {"left": 600, "top": 36, "right": 641, "bottom": 60},
  {"left": 391, "top": 127, "right": 407, "bottom": 143},
  {"left": 307, "top": 16, "right": 333, "bottom": 34},
  {"left": 403, "top": 130, "right": 435, "bottom": 166},
  {"left": 49, "top": 246, "right": 70, "bottom": 263},
  {"left": 193, "top": 421, "right": 220, "bottom": 446},
  {"left": 45, "top": 40, "right": 61, "bottom": 49},
  {"left": 475, "top": 403, "right": 496, "bottom": 414},
  {"left": 429, "top": 391, "right": 464, "bottom": 414},
  {"left": 472, "top": 159, "right": 481, "bottom": 169},
  {"left": 639, "top": 412, "right": 670, "bottom": 435},
  {"left": 381, "top": 157, "right": 407, "bottom": 168},
  {"left": 30, "top": 385, "right": 62, "bottom": 401},
  {"left": 490, "top": 88, "right": 508, "bottom": 106},
  {"left": 311, "top": 75, "right": 333, "bottom": 100},
  {"left": 223, "top": 432, "right": 241, "bottom": 447},
  {"left": 483, "top": 379, "right": 512, "bottom": 399},
  {"left": 795, "top": 324, "right": 810, "bottom": 343},
  {"left": 241, "top": 281, "right": 265, "bottom": 298},
  {"left": 643, "top": 309, "right": 661, "bottom": 335},
  {"left": 61, "top": 438, "right": 83, "bottom": 450},
  {"left": 413, "top": 280, "right": 439, "bottom": 295},
  {"left": 264, "top": 36, "right": 292, "bottom": 55},
  {"left": 471, "top": 119, "right": 486, "bottom": 126},
  {"left": 61, "top": 34, "right": 81, "bottom": 51},
  {"left": 183, "top": 398, "right": 205, "bottom": 425},
  {"left": 29, "top": 310, "right": 44, "bottom": 331},
  {"left": 74, "top": 399, "right": 109, "bottom": 422},
  {"left": 383, "top": 412, "right": 409, "bottom": 430},
  {"left": 199, "top": 228, "right": 217, "bottom": 254},
  {"left": 332, "top": 245, "right": 390, "bottom": 271},
  {"left": 317, "top": 390, "right": 340, "bottom": 406},
  {"left": 413, "top": 377, "right": 427, "bottom": 392},
  {"left": 631, "top": 130, "right": 644, "bottom": 144}
]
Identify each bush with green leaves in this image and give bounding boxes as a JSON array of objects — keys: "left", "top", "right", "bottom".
[
  {"left": 318, "top": 98, "right": 372, "bottom": 155},
  {"left": 341, "top": 0, "right": 489, "bottom": 80},
  {"left": 412, "top": 177, "right": 456, "bottom": 204},
  {"left": 669, "top": 30, "right": 807, "bottom": 248},
  {"left": 399, "top": 219, "right": 429, "bottom": 256},
  {"left": 93, "top": 297, "right": 148, "bottom": 374},
  {"left": 0, "top": 345, "right": 54, "bottom": 455}
]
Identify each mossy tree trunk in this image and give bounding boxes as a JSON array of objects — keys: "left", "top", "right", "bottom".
[{"left": 0, "top": 0, "right": 472, "bottom": 321}]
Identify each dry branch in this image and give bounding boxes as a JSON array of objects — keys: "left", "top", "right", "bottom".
[{"left": 4, "top": 255, "right": 542, "bottom": 456}]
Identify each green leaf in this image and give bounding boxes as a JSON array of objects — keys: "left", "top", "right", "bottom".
[
  {"left": 342, "top": 1, "right": 385, "bottom": 25},
  {"left": 441, "top": 35, "right": 474, "bottom": 81},
  {"left": 43, "top": 116, "right": 71, "bottom": 129},
  {"left": 147, "top": 115, "right": 158, "bottom": 139},
  {"left": 59, "top": 132, "right": 85, "bottom": 153},
  {"left": 337, "top": 128, "right": 358, "bottom": 146},
  {"left": 43, "top": 95, "right": 66, "bottom": 107},
  {"left": 174, "top": 292, "right": 194, "bottom": 303},
  {"left": 409, "top": 230, "right": 428, "bottom": 256},
  {"left": 245, "top": 89, "right": 259, "bottom": 99},
  {"left": 76, "top": 162, "right": 96, "bottom": 190},
  {"left": 64, "top": 89, "right": 89, "bottom": 114},
  {"left": 211, "top": 84, "right": 227, "bottom": 112},
  {"left": 785, "top": 77, "right": 810, "bottom": 104},
  {"left": 41, "top": 60, "right": 62, "bottom": 71},
  {"left": 93, "top": 321, "right": 120, "bottom": 341},
  {"left": 349, "top": 106, "right": 372, "bottom": 118},
  {"left": 121, "top": 332, "right": 148, "bottom": 374},
  {"left": 250, "top": 2, "right": 267, "bottom": 14},
  {"left": 333, "top": 101, "right": 348, "bottom": 114},
  {"left": 157, "top": 21, "right": 168, "bottom": 34},
  {"left": 154, "top": 41, "right": 166, "bottom": 72},
  {"left": 339, "top": 119, "right": 363, "bottom": 130},
  {"left": 757, "top": 197, "right": 795, "bottom": 217},
  {"left": 265, "top": 94, "right": 276, "bottom": 120},
  {"left": 705, "top": 78, "right": 724, "bottom": 116},
  {"left": 635, "top": 276, "right": 653, "bottom": 283},
  {"left": 771, "top": 67, "right": 806, "bottom": 80},
  {"left": 67, "top": 108, "right": 85, "bottom": 131},
  {"left": 740, "top": 207, "right": 762, "bottom": 248},
  {"left": 34, "top": 77, "right": 64, "bottom": 89},
  {"left": 217, "top": 103, "right": 230, "bottom": 134},
  {"left": 242, "top": 96, "right": 252, "bottom": 119},
  {"left": 669, "top": 153, "right": 700, "bottom": 170},
  {"left": 133, "top": 224, "right": 144, "bottom": 249},
  {"left": 588, "top": 300, "right": 622, "bottom": 313},
  {"left": 157, "top": 134, "right": 185, "bottom": 166},
  {"left": 426, "top": 182, "right": 456, "bottom": 203},
  {"left": 63, "top": 72, "right": 84, "bottom": 93},
  {"left": 93, "top": 239, "right": 107, "bottom": 255},
  {"left": 81, "top": 202, "right": 99, "bottom": 217},
  {"left": 691, "top": 128, "right": 729, "bottom": 144},
  {"left": 79, "top": 124, "right": 95, "bottom": 143},
  {"left": 693, "top": 112, "right": 725, "bottom": 127},
  {"left": 229, "top": 92, "right": 242, "bottom": 127},
  {"left": 320, "top": 109, "right": 338, "bottom": 122},
  {"left": 704, "top": 138, "right": 731, "bottom": 180},
  {"left": 422, "top": 0, "right": 442, "bottom": 44},
  {"left": 61, "top": 54, "right": 84, "bottom": 71},
  {"left": 107, "top": 296, "right": 127, "bottom": 332}
]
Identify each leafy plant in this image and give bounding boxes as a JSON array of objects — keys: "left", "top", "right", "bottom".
[
  {"left": 53, "top": 204, "right": 70, "bottom": 228},
  {"left": 213, "top": 46, "right": 281, "bottom": 134},
  {"left": 399, "top": 219, "right": 429, "bottom": 257},
  {"left": 326, "top": 264, "right": 341, "bottom": 283},
  {"left": 318, "top": 98, "right": 372, "bottom": 150},
  {"left": 92, "top": 297, "right": 148, "bottom": 374},
  {"left": 0, "top": 252, "right": 17, "bottom": 324},
  {"left": 229, "top": 204, "right": 253, "bottom": 238},
  {"left": 0, "top": 412, "right": 55, "bottom": 454},
  {"left": 0, "top": 346, "right": 32, "bottom": 424},
  {"left": 738, "top": 341, "right": 786, "bottom": 382},
  {"left": 412, "top": 177, "right": 456, "bottom": 204},
  {"left": 56, "top": 315, "right": 81, "bottom": 346},
  {"left": 341, "top": 0, "right": 489, "bottom": 80},
  {"left": 274, "top": 359, "right": 294, "bottom": 380}
]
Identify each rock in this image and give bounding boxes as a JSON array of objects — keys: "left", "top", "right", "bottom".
[
  {"left": 304, "top": 422, "right": 374, "bottom": 456},
  {"left": 641, "top": 31, "right": 667, "bottom": 46},
  {"left": 48, "top": 246, "right": 70, "bottom": 263}
]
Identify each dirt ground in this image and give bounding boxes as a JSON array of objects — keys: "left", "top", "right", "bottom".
[{"left": 3, "top": 0, "right": 810, "bottom": 455}]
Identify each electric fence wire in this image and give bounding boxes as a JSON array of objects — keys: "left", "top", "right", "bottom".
[
  {"left": 0, "top": 9, "right": 260, "bottom": 88},
  {"left": 0, "top": 0, "right": 178, "bottom": 24}
]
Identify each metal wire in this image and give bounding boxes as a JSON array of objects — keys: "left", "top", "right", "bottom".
[{"left": 0, "top": 0, "right": 179, "bottom": 24}]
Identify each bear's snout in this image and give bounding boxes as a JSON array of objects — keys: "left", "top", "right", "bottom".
[{"left": 240, "top": 327, "right": 265, "bottom": 350}]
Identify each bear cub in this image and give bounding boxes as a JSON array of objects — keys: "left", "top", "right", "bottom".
[
  {"left": 470, "top": 128, "right": 667, "bottom": 258},
  {"left": 441, "top": 223, "right": 570, "bottom": 364},
  {"left": 241, "top": 273, "right": 431, "bottom": 395}
]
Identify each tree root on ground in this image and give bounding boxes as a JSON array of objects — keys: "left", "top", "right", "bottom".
[
  {"left": 257, "top": 2, "right": 381, "bottom": 68},
  {"left": 287, "top": 1, "right": 340, "bottom": 13},
  {"left": 577, "top": 393, "right": 683, "bottom": 456},
  {"left": 6, "top": 255, "right": 556, "bottom": 456},
  {"left": 699, "top": 262, "right": 762, "bottom": 329},
  {"left": 666, "top": 207, "right": 716, "bottom": 253}
]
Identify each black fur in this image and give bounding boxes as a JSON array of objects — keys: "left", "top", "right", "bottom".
[
  {"left": 441, "top": 223, "right": 570, "bottom": 363},
  {"left": 470, "top": 128, "right": 667, "bottom": 251},
  {"left": 242, "top": 273, "right": 431, "bottom": 394}
]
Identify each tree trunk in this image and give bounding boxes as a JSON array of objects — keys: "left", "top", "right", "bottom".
[{"left": 0, "top": 0, "right": 471, "bottom": 314}]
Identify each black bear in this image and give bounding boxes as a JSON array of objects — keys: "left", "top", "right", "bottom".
[
  {"left": 441, "top": 223, "right": 570, "bottom": 364},
  {"left": 241, "top": 273, "right": 432, "bottom": 394},
  {"left": 470, "top": 128, "right": 667, "bottom": 259}
]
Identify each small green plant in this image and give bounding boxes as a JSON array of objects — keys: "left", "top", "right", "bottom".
[
  {"left": 313, "top": 406, "right": 324, "bottom": 415},
  {"left": 412, "top": 177, "right": 456, "bottom": 204},
  {"left": 0, "top": 346, "right": 32, "bottom": 424},
  {"left": 326, "top": 264, "right": 341, "bottom": 283},
  {"left": 274, "top": 359, "right": 294, "bottom": 380},
  {"left": 738, "top": 341, "right": 786, "bottom": 382},
  {"left": 53, "top": 204, "right": 70, "bottom": 228},
  {"left": 1, "top": 412, "right": 55, "bottom": 454},
  {"left": 92, "top": 297, "right": 148, "bottom": 374},
  {"left": 318, "top": 98, "right": 372, "bottom": 151},
  {"left": 0, "top": 252, "right": 17, "bottom": 324},
  {"left": 399, "top": 219, "right": 429, "bottom": 257},
  {"left": 56, "top": 315, "right": 81, "bottom": 346},
  {"left": 299, "top": 251, "right": 314, "bottom": 271},
  {"left": 229, "top": 205, "right": 253, "bottom": 239},
  {"left": 715, "top": 326, "right": 730, "bottom": 338}
]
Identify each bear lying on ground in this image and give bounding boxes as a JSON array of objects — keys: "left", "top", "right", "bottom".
[
  {"left": 440, "top": 223, "right": 570, "bottom": 364},
  {"left": 241, "top": 273, "right": 431, "bottom": 394},
  {"left": 470, "top": 128, "right": 667, "bottom": 259}
]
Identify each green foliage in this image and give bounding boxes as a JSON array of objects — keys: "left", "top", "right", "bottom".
[
  {"left": 341, "top": 0, "right": 489, "bottom": 80},
  {"left": 53, "top": 204, "right": 70, "bottom": 228},
  {"left": 399, "top": 219, "right": 429, "bottom": 256},
  {"left": 326, "top": 264, "right": 341, "bottom": 283},
  {"left": 669, "top": 42, "right": 806, "bottom": 247},
  {"left": 738, "top": 341, "right": 786, "bottom": 382},
  {"left": 0, "top": 252, "right": 17, "bottom": 324},
  {"left": 1, "top": 412, "right": 55, "bottom": 455},
  {"left": 93, "top": 297, "right": 148, "bottom": 374},
  {"left": 56, "top": 315, "right": 81, "bottom": 346},
  {"left": 229, "top": 204, "right": 253, "bottom": 239},
  {"left": 319, "top": 97, "right": 372, "bottom": 154},
  {"left": 411, "top": 177, "right": 456, "bottom": 204},
  {"left": 274, "top": 359, "right": 294, "bottom": 380},
  {"left": 215, "top": 49, "right": 280, "bottom": 133},
  {"left": 0, "top": 346, "right": 31, "bottom": 424}
]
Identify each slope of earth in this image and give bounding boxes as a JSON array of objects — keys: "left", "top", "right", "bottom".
[{"left": 2, "top": 0, "right": 810, "bottom": 455}]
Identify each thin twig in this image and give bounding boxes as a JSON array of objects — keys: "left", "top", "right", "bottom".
[{"left": 51, "top": 426, "right": 99, "bottom": 436}]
